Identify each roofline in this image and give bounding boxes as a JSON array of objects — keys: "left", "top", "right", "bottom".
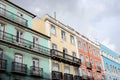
[{"left": 6, "top": 0, "right": 36, "bottom": 18}]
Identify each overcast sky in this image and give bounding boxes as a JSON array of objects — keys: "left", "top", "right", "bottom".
[{"left": 10, "top": 0, "right": 120, "bottom": 54}]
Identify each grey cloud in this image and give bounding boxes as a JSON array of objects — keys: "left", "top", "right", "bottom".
[{"left": 10, "top": 0, "right": 120, "bottom": 54}]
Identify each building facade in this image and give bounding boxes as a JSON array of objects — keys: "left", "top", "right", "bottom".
[
  {"left": 0, "top": 0, "right": 51, "bottom": 80},
  {"left": 76, "top": 34, "right": 105, "bottom": 80},
  {"left": 32, "top": 14, "right": 81, "bottom": 80},
  {"left": 100, "top": 44, "right": 120, "bottom": 80}
]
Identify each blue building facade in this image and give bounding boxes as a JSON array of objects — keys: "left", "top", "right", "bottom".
[{"left": 100, "top": 44, "right": 120, "bottom": 80}]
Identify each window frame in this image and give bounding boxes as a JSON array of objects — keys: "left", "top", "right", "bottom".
[{"left": 50, "top": 24, "right": 56, "bottom": 35}]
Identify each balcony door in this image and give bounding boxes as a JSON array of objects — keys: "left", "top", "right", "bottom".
[
  {"left": 53, "top": 63, "right": 59, "bottom": 71},
  {"left": 16, "top": 30, "right": 23, "bottom": 44},
  {"left": 64, "top": 66, "right": 70, "bottom": 74},
  {"left": 0, "top": 23, "right": 5, "bottom": 39},
  {"left": 63, "top": 48, "right": 67, "bottom": 59},
  {"left": 33, "top": 36, "right": 39, "bottom": 49},
  {"left": 52, "top": 43, "right": 57, "bottom": 55},
  {"left": 72, "top": 52, "right": 76, "bottom": 61},
  {"left": 0, "top": 48, "right": 3, "bottom": 59},
  {"left": 0, "top": 3, "right": 5, "bottom": 15},
  {"left": 32, "top": 58, "right": 39, "bottom": 74},
  {"left": 14, "top": 53, "right": 23, "bottom": 72}
]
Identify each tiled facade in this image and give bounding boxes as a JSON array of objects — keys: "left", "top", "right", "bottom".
[{"left": 100, "top": 44, "right": 120, "bottom": 80}]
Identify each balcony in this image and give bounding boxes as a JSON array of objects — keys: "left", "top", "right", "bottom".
[
  {"left": 30, "top": 66, "right": 43, "bottom": 77},
  {"left": 52, "top": 71, "right": 63, "bottom": 80},
  {"left": 86, "top": 62, "right": 92, "bottom": 69},
  {"left": 51, "top": 49, "right": 81, "bottom": 67},
  {"left": 12, "top": 62, "right": 27, "bottom": 75},
  {"left": 64, "top": 73, "right": 73, "bottom": 80},
  {"left": 74, "top": 75, "right": 82, "bottom": 80},
  {"left": 0, "top": 7, "right": 28, "bottom": 27},
  {"left": 96, "top": 66, "right": 101, "bottom": 72},
  {"left": 82, "top": 75, "right": 87, "bottom": 80},
  {"left": 0, "top": 59, "right": 7, "bottom": 71},
  {"left": 0, "top": 30, "right": 50, "bottom": 57}
]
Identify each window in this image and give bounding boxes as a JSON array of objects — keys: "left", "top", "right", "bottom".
[
  {"left": 16, "top": 30, "right": 23, "bottom": 43},
  {"left": 82, "top": 69, "right": 86, "bottom": 75},
  {"left": 50, "top": 25, "right": 56, "bottom": 35},
  {"left": 80, "top": 54, "right": 84, "bottom": 62},
  {"left": 72, "top": 52, "right": 76, "bottom": 61},
  {"left": 14, "top": 53, "right": 23, "bottom": 63},
  {"left": 61, "top": 30, "right": 66, "bottom": 40},
  {"left": 83, "top": 41, "right": 87, "bottom": 51},
  {"left": 53, "top": 63, "right": 59, "bottom": 71},
  {"left": 86, "top": 56, "right": 89, "bottom": 62},
  {"left": 93, "top": 49, "right": 96, "bottom": 56},
  {"left": 32, "top": 58, "right": 39, "bottom": 67},
  {"left": 63, "top": 48, "right": 67, "bottom": 58},
  {"left": 106, "top": 63, "right": 109, "bottom": 71},
  {"left": 0, "top": 3, "right": 6, "bottom": 15},
  {"left": 63, "top": 48, "right": 67, "bottom": 54},
  {"left": 78, "top": 40, "right": 82, "bottom": 48},
  {"left": 33, "top": 36, "right": 39, "bottom": 48},
  {"left": 70, "top": 35, "right": 75, "bottom": 44},
  {"left": 52, "top": 43, "right": 57, "bottom": 50},
  {"left": 52, "top": 43, "right": 57, "bottom": 54},
  {"left": 74, "top": 68, "right": 79, "bottom": 75},
  {"left": 0, "top": 23, "right": 5, "bottom": 39},
  {"left": 64, "top": 66, "right": 70, "bottom": 73},
  {"left": 32, "top": 58, "right": 39, "bottom": 74},
  {"left": 0, "top": 48, "right": 3, "bottom": 58}
]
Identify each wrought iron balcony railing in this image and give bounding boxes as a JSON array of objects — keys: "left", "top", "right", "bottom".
[
  {"left": 96, "top": 65, "right": 101, "bottom": 72},
  {"left": 82, "top": 75, "right": 87, "bottom": 80},
  {"left": 64, "top": 73, "right": 73, "bottom": 80},
  {"left": 12, "top": 62, "right": 27, "bottom": 74},
  {"left": 52, "top": 71, "right": 63, "bottom": 80},
  {"left": 86, "top": 62, "right": 92, "bottom": 69},
  {"left": 50, "top": 49, "right": 81, "bottom": 67},
  {"left": 0, "top": 30, "right": 50, "bottom": 56},
  {"left": 30, "top": 66, "right": 43, "bottom": 77},
  {"left": 74, "top": 75, "right": 82, "bottom": 80},
  {"left": 0, "top": 7, "right": 28, "bottom": 27},
  {"left": 0, "top": 59, "right": 7, "bottom": 71}
]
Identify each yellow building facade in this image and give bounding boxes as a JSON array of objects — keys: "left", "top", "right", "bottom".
[{"left": 32, "top": 14, "right": 81, "bottom": 80}]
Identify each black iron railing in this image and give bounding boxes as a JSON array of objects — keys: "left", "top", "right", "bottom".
[
  {"left": 0, "top": 7, "right": 28, "bottom": 27},
  {"left": 30, "top": 66, "right": 43, "bottom": 77},
  {"left": 64, "top": 73, "right": 73, "bottom": 80},
  {"left": 51, "top": 49, "right": 81, "bottom": 66},
  {"left": 0, "top": 59, "right": 7, "bottom": 71},
  {"left": 0, "top": 30, "right": 50, "bottom": 55},
  {"left": 82, "top": 75, "right": 87, "bottom": 80},
  {"left": 86, "top": 62, "right": 92, "bottom": 69},
  {"left": 52, "top": 71, "right": 63, "bottom": 80},
  {"left": 12, "top": 62, "right": 27, "bottom": 74},
  {"left": 74, "top": 75, "right": 82, "bottom": 80},
  {"left": 96, "top": 65, "right": 101, "bottom": 72}
]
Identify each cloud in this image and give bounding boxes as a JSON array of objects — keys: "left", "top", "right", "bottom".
[{"left": 9, "top": 0, "right": 120, "bottom": 54}]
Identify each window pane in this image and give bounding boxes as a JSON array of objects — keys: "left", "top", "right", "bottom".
[
  {"left": 61, "top": 30, "right": 66, "bottom": 40},
  {"left": 0, "top": 48, "right": 3, "bottom": 58},
  {"left": 51, "top": 25, "right": 56, "bottom": 35},
  {"left": 53, "top": 63, "right": 59, "bottom": 71}
]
